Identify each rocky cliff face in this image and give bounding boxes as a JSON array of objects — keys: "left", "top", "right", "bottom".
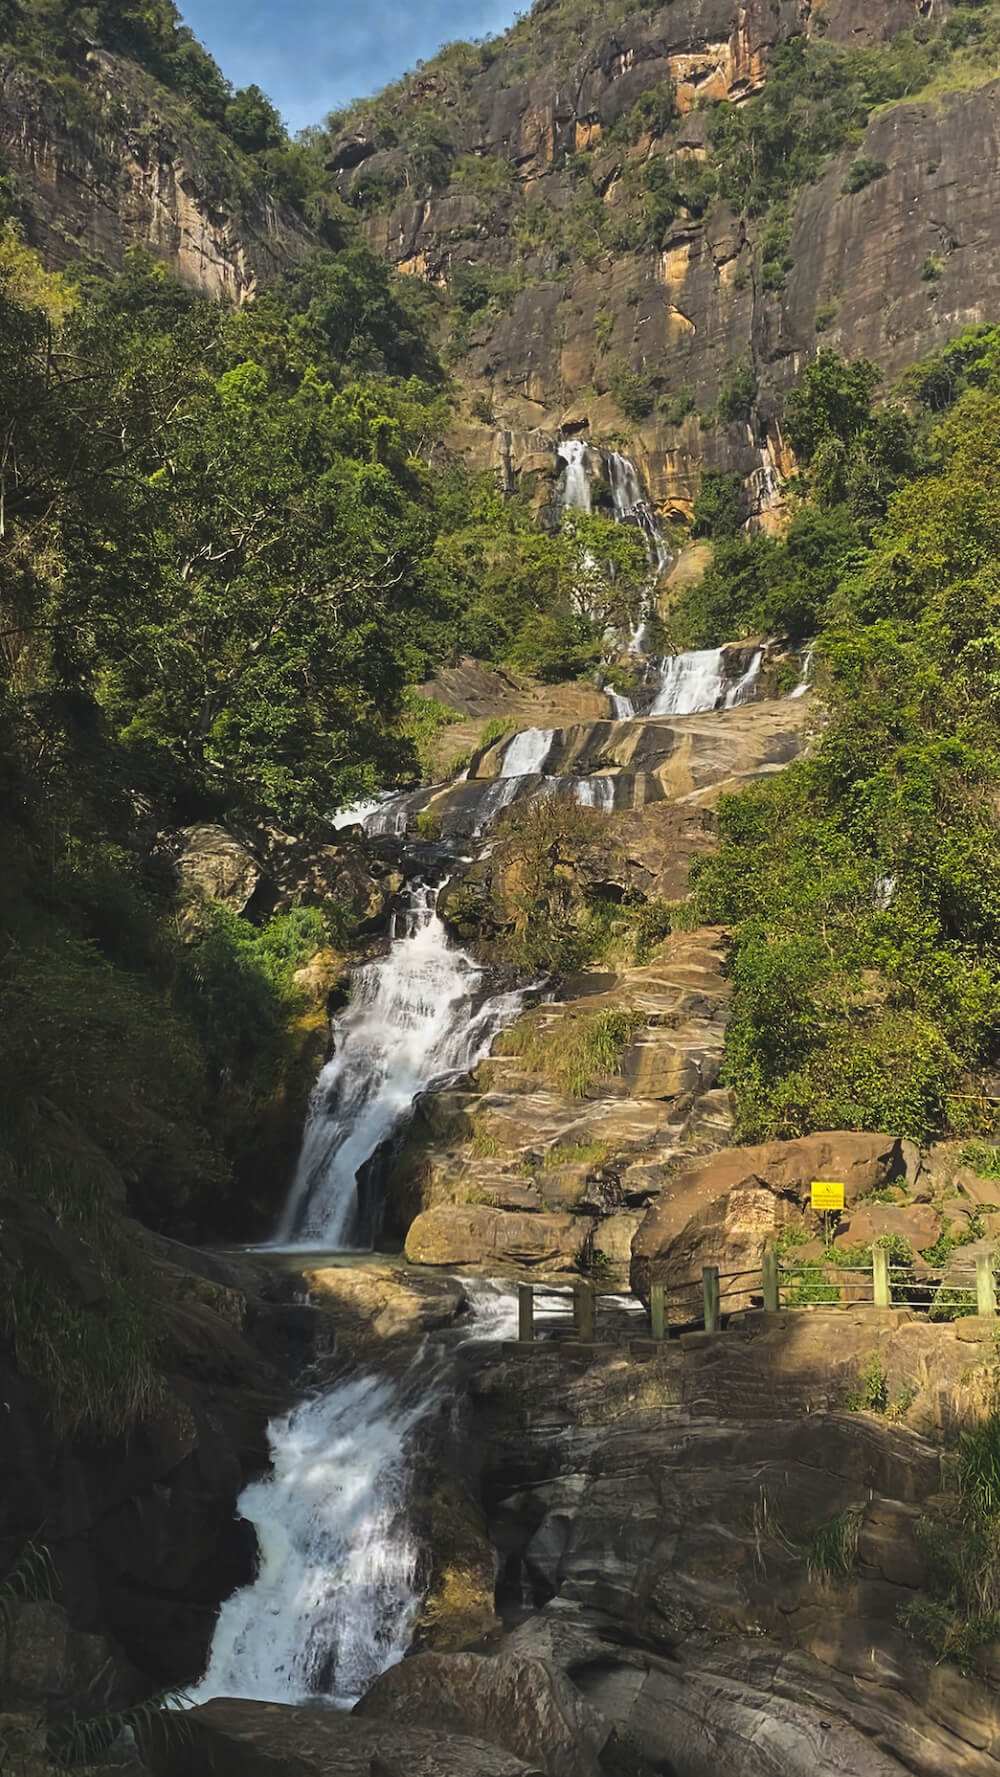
[
  {"left": 329, "top": 0, "right": 1000, "bottom": 520},
  {"left": 0, "top": 53, "right": 312, "bottom": 301}
]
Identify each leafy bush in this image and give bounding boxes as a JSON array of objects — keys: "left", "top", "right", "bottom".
[
  {"left": 608, "top": 359, "right": 657, "bottom": 421},
  {"left": 692, "top": 471, "right": 743, "bottom": 539},
  {"left": 716, "top": 359, "right": 758, "bottom": 422},
  {"left": 842, "top": 156, "right": 888, "bottom": 194}
]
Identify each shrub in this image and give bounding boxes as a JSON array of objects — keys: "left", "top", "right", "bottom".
[
  {"left": 608, "top": 358, "right": 656, "bottom": 422},
  {"left": 842, "top": 156, "right": 888, "bottom": 194},
  {"left": 715, "top": 359, "right": 758, "bottom": 422},
  {"left": 807, "top": 1505, "right": 864, "bottom": 1579}
]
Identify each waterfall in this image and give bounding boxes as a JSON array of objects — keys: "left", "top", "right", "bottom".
[
  {"left": 609, "top": 689, "right": 634, "bottom": 719},
  {"left": 607, "top": 450, "right": 644, "bottom": 519},
  {"left": 557, "top": 440, "right": 592, "bottom": 514},
  {"left": 607, "top": 450, "right": 672, "bottom": 578},
  {"left": 190, "top": 1280, "right": 530, "bottom": 1711},
  {"left": 275, "top": 883, "right": 526, "bottom": 1248},
  {"left": 575, "top": 777, "right": 616, "bottom": 812},
  {"left": 650, "top": 648, "right": 727, "bottom": 716},
  {"left": 330, "top": 796, "right": 386, "bottom": 831},
  {"left": 790, "top": 643, "right": 815, "bottom": 699},
  {"left": 500, "top": 727, "right": 554, "bottom": 777},
  {"left": 189, "top": 1370, "right": 428, "bottom": 1707},
  {"left": 470, "top": 774, "right": 523, "bottom": 835},
  {"left": 723, "top": 648, "right": 764, "bottom": 708}
]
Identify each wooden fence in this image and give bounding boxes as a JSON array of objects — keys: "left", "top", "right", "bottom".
[{"left": 512, "top": 1245, "right": 998, "bottom": 1343}]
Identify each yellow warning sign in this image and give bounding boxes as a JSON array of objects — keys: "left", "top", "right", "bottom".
[{"left": 811, "top": 1180, "right": 845, "bottom": 1211}]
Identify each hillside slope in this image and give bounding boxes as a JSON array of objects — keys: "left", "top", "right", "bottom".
[{"left": 325, "top": 0, "right": 1000, "bottom": 519}]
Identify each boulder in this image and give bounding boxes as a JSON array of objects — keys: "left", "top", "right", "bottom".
[
  {"left": 175, "top": 823, "right": 267, "bottom": 917},
  {"left": 954, "top": 1167, "right": 1000, "bottom": 1210},
  {"left": 834, "top": 1201, "right": 943, "bottom": 1253},
  {"left": 150, "top": 1698, "right": 541, "bottom": 1776},
  {"left": 593, "top": 1211, "right": 644, "bottom": 1267},
  {"left": 303, "top": 1264, "right": 465, "bottom": 1344},
  {"left": 356, "top": 1651, "right": 609, "bottom": 1777},
  {"left": 405, "top": 1205, "right": 593, "bottom": 1269},
  {"left": 631, "top": 1132, "right": 907, "bottom": 1307}
]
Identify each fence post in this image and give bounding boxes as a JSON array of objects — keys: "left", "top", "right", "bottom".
[
  {"left": 518, "top": 1283, "right": 534, "bottom": 1343},
  {"left": 977, "top": 1249, "right": 996, "bottom": 1320},
  {"left": 762, "top": 1246, "right": 779, "bottom": 1314},
  {"left": 650, "top": 1281, "right": 666, "bottom": 1340},
  {"left": 872, "top": 1245, "right": 890, "bottom": 1309},
  {"left": 702, "top": 1265, "right": 720, "bottom": 1334},
  {"left": 575, "top": 1280, "right": 595, "bottom": 1342}
]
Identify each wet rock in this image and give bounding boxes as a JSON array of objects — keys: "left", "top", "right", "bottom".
[
  {"left": 303, "top": 1264, "right": 465, "bottom": 1345},
  {"left": 149, "top": 1698, "right": 542, "bottom": 1776},
  {"left": 405, "top": 1205, "right": 592, "bottom": 1270},
  {"left": 357, "top": 1651, "right": 610, "bottom": 1777}
]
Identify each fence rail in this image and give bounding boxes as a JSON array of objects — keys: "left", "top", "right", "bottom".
[{"left": 511, "top": 1245, "right": 999, "bottom": 1344}]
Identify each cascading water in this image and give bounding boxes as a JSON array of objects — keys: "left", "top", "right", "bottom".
[
  {"left": 557, "top": 439, "right": 592, "bottom": 514},
  {"left": 190, "top": 1280, "right": 534, "bottom": 1710},
  {"left": 190, "top": 1370, "right": 428, "bottom": 1706},
  {"left": 575, "top": 776, "right": 616, "bottom": 812},
  {"left": 276, "top": 882, "right": 526, "bottom": 1249},
  {"left": 650, "top": 648, "right": 727, "bottom": 716},
  {"left": 724, "top": 648, "right": 764, "bottom": 708},
  {"left": 790, "top": 642, "right": 815, "bottom": 699},
  {"left": 649, "top": 646, "right": 765, "bottom": 717},
  {"left": 500, "top": 727, "right": 553, "bottom": 777}
]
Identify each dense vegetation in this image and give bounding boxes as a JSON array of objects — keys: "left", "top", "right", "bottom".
[
  {"left": 677, "top": 334, "right": 1000, "bottom": 1146},
  {"left": 0, "top": 174, "right": 654, "bottom": 1425}
]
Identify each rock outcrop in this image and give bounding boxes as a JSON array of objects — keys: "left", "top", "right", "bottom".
[
  {"left": 0, "top": 56, "right": 311, "bottom": 302},
  {"left": 329, "top": 0, "right": 1000, "bottom": 517},
  {"left": 465, "top": 1312, "right": 1000, "bottom": 1776},
  {"left": 630, "top": 1130, "right": 914, "bottom": 1307}
]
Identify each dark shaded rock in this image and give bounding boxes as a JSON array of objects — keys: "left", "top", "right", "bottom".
[
  {"left": 148, "top": 1698, "right": 542, "bottom": 1776},
  {"left": 326, "top": 132, "right": 376, "bottom": 170},
  {"left": 357, "top": 1650, "right": 610, "bottom": 1777}
]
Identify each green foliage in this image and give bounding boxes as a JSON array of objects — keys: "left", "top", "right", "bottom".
[
  {"left": 846, "top": 1350, "right": 890, "bottom": 1413},
  {"left": 807, "top": 1504, "right": 864, "bottom": 1578},
  {"left": 902, "top": 1406, "right": 1000, "bottom": 1668},
  {"left": 693, "top": 472, "right": 744, "bottom": 539},
  {"left": 489, "top": 796, "right": 619, "bottom": 973},
  {"left": 842, "top": 156, "right": 888, "bottom": 194},
  {"left": 47, "top": 1687, "right": 192, "bottom": 1768},
  {"left": 607, "top": 80, "right": 677, "bottom": 146},
  {"left": 659, "top": 386, "right": 696, "bottom": 426},
  {"left": 0, "top": 1542, "right": 55, "bottom": 1652},
  {"left": 607, "top": 359, "right": 657, "bottom": 422},
  {"left": 499, "top": 1007, "right": 645, "bottom": 1098},
  {"left": 397, "top": 691, "right": 463, "bottom": 778},
  {"left": 681, "top": 341, "right": 1000, "bottom": 1147},
  {"left": 707, "top": 22, "right": 992, "bottom": 220},
  {"left": 715, "top": 359, "right": 758, "bottom": 422},
  {"left": 961, "top": 1141, "right": 1000, "bottom": 1178}
]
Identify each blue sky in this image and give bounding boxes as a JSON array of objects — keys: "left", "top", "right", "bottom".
[{"left": 178, "top": 1, "right": 522, "bottom": 132}]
